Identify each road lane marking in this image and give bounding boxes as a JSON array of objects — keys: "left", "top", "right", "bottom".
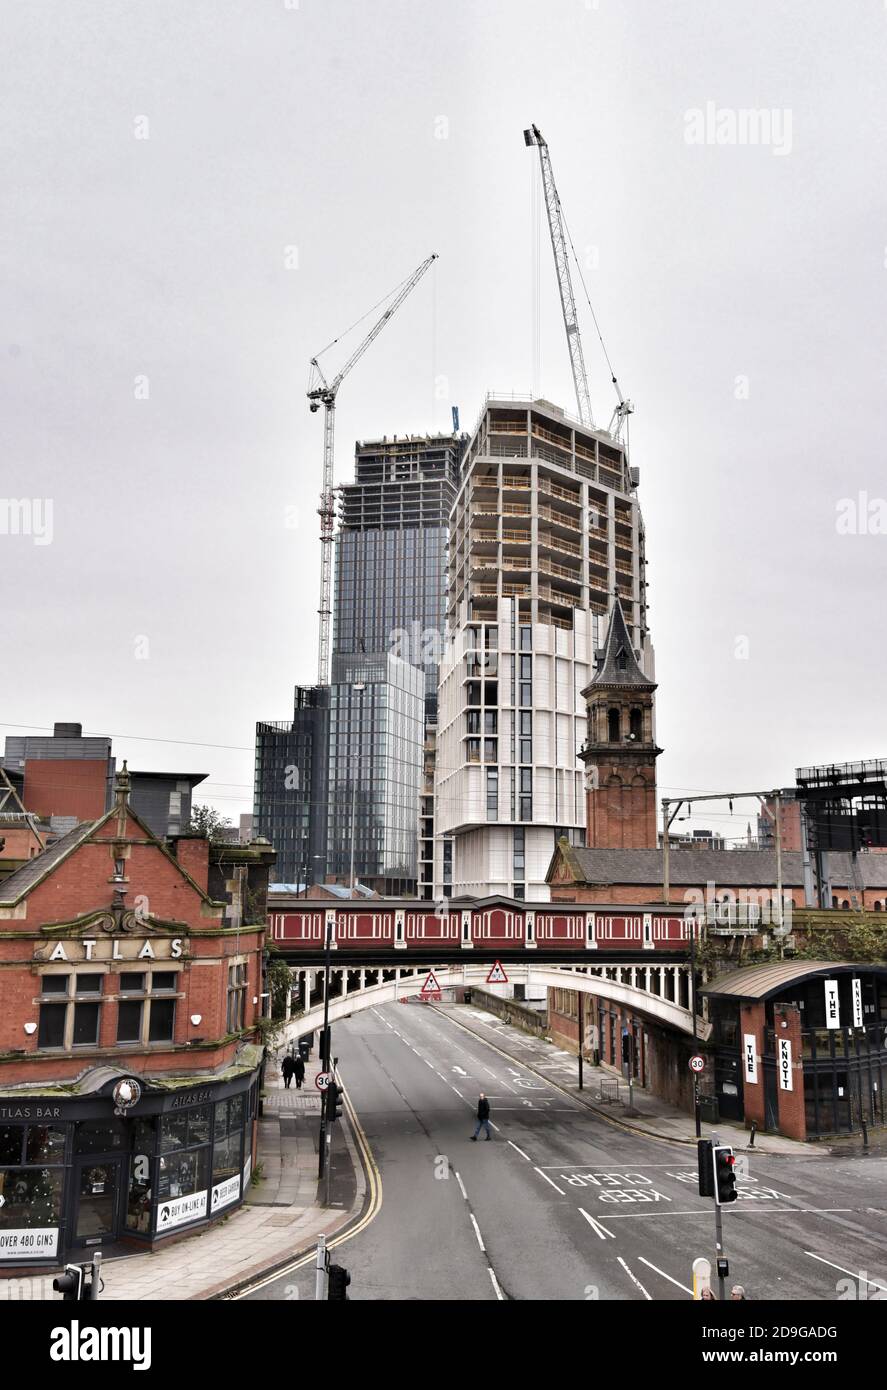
[
  {"left": 618, "top": 1256, "right": 652, "bottom": 1300},
  {"left": 534, "top": 1168, "right": 565, "bottom": 1195},
  {"left": 455, "top": 1171, "right": 468, "bottom": 1200},
  {"left": 804, "top": 1253, "right": 887, "bottom": 1291},
  {"left": 637, "top": 1256, "right": 693, "bottom": 1295},
  {"left": 453, "top": 1066, "right": 468, "bottom": 1076},
  {"left": 470, "top": 1214, "right": 486, "bottom": 1252},
  {"left": 508, "top": 1140, "right": 530, "bottom": 1161},
  {"left": 578, "top": 1208, "right": 614, "bottom": 1241},
  {"left": 488, "top": 1268, "right": 504, "bottom": 1301}
]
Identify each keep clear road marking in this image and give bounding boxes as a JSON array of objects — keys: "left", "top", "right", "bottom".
[
  {"left": 534, "top": 1168, "right": 566, "bottom": 1195},
  {"left": 578, "top": 1208, "right": 614, "bottom": 1241},
  {"left": 508, "top": 1140, "right": 530, "bottom": 1162},
  {"left": 618, "top": 1256, "right": 652, "bottom": 1301},
  {"left": 804, "top": 1253, "right": 887, "bottom": 1291},
  {"left": 637, "top": 1256, "right": 693, "bottom": 1296}
]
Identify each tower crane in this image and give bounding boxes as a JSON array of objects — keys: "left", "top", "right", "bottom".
[
  {"left": 524, "top": 124, "right": 633, "bottom": 442},
  {"left": 307, "top": 251, "right": 438, "bottom": 686}
]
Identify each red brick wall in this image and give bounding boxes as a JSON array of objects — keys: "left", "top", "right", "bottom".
[
  {"left": 774, "top": 1004, "right": 806, "bottom": 1141},
  {"left": 23, "top": 759, "right": 108, "bottom": 820},
  {"left": 587, "top": 777, "right": 658, "bottom": 850},
  {"left": 172, "top": 838, "right": 210, "bottom": 893},
  {"left": 739, "top": 1002, "right": 766, "bottom": 1130}
]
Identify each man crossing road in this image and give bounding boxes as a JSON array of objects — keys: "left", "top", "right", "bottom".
[{"left": 471, "top": 1092, "right": 492, "bottom": 1141}]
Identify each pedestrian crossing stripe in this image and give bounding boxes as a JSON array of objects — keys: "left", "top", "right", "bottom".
[
  {"left": 420, "top": 970, "right": 441, "bottom": 995},
  {"left": 486, "top": 960, "right": 508, "bottom": 984}
]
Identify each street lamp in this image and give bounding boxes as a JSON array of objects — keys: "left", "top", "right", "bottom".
[{"left": 348, "top": 682, "right": 366, "bottom": 892}]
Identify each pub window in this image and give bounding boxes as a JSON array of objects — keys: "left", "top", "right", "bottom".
[
  {"left": 227, "top": 961, "right": 248, "bottom": 1033},
  {"left": 37, "top": 972, "right": 104, "bottom": 1050},
  {"left": 157, "top": 1105, "right": 212, "bottom": 1201},
  {"left": 115, "top": 970, "right": 180, "bottom": 1046},
  {"left": 0, "top": 1125, "right": 64, "bottom": 1237},
  {"left": 212, "top": 1095, "right": 245, "bottom": 1182}
]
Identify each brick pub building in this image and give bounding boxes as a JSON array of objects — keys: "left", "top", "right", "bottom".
[
  {"left": 0, "top": 766, "right": 270, "bottom": 1270},
  {"left": 543, "top": 598, "right": 887, "bottom": 1137}
]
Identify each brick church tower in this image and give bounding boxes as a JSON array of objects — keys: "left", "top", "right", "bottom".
[{"left": 580, "top": 599, "right": 662, "bottom": 849}]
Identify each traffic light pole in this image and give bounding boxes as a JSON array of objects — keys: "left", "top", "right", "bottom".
[{"left": 714, "top": 1200, "right": 726, "bottom": 1301}]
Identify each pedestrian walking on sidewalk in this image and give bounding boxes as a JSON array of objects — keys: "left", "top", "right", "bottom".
[
  {"left": 281, "top": 1055, "right": 296, "bottom": 1089},
  {"left": 471, "top": 1092, "right": 492, "bottom": 1141},
  {"left": 293, "top": 1055, "right": 306, "bottom": 1090}
]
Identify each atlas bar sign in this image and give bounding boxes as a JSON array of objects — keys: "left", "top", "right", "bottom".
[{"left": 35, "top": 937, "right": 188, "bottom": 963}]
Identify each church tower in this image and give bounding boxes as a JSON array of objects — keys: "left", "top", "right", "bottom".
[{"left": 580, "top": 598, "right": 662, "bottom": 849}]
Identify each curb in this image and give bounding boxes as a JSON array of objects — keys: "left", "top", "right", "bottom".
[{"left": 432, "top": 1005, "right": 803, "bottom": 1157}]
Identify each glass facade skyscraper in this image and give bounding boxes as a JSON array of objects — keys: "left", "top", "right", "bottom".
[{"left": 253, "top": 687, "right": 330, "bottom": 888}]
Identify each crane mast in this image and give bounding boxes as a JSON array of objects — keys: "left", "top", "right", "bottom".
[
  {"left": 307, "top": 252, "right": 438, "bottom": 686},
  {"left": 524, "top": 124, "right": 594, "bottom": 429}
]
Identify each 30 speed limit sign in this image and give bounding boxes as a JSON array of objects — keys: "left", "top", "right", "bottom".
[
  {"left": 315, "top": 1072, "right": 332, "bottom": 1090},
  {"left": 689, "top": 1054, "right": 706, "bottom": 1073}
]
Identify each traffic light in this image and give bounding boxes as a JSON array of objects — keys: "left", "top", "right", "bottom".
[
  {"left": 325, "top": 1081, "right": 343, "bottom": 1123},
  {"left": 52, "top": 1264, "right": 86, "bottom": 1301},
  {"left": 714, "top": 1144, "right": 738, "bottom": 1204},
  {"left": 328, "top": 1263, "right": 350, "bottom": 1300},
  {"left": 318, "top": 1026, "right": 331, "bottom": 1066},
  {"left": 697, "top": 1139, "right": 714, "bottom": 1197}
]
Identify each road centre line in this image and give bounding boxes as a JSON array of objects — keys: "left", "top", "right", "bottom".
[
  {"left": 470, "top": 1214, "right": 486, "bottom": 1252},
  {"left": 508, "top": 1140, "right": 531, "bottom": 1161},
  {"left": 455, "top": 1171, "right": 468, "bottom": 1200},
  {"left": 488, "top": 1268, "right": 504, "bottom": 1301},
  {"left": 804, "top": 1253, "right": 887, "bottom": 1290},
  {"left": 534, "top": 1167, "right": 566, "bottom": 1195},
  {"left": 637, "top": 1256, "right": 693, "bottom": 1295},
  {"left": 618, "top": 1256, "right": 652, "bottom": 1300}
]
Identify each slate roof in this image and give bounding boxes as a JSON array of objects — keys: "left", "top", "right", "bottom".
[
  {"left": 553, "top": 843, "right": 887, "bottom": 889},
  {"left": 585, "top": 598, "right": 653, "bottom": 690}
]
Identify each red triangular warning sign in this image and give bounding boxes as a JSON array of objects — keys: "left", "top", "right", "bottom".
[
  {"left": 420, "top": 970, "right": 441, "bottom": 996},
  {"left": 486, "top": 960, "right": 508, "bottom": 984}
]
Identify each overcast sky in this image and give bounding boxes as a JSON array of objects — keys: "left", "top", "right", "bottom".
[{"left": 3, "top": 0, "right": 886, "bottom": 845}]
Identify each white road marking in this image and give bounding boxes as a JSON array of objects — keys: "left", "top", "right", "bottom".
[
  {"left": 578, "top": 1208, "right": 614, "bottom": 1241},
  {"left": 470, "top": 1214, "right": 486, "bottom": 1252},
  {"left": 637, "top": 1256, "right": 693, "bottom": 1295},
  {"left": 455, "top": 1171, "right": 468, "bottom": 1200},
  {"left": 534, "top": 1167, "right": 565, "bottom": 1195},
  {"left": 488, "top": 1268, "right": 504, "bottom": 1301},
  {"left": 451, "top": 1086, "right": 464, "bottom": 1098},
  {"left": 596, "top": 1207, "right": 856, "bottom": 1219},
  {"left": 618, "top": 1256, "right": 652, "bottom": 1300},
  {"left": 483, "top": 1066, "right": 497, "bottom": 1078},
  {"left": 453, "top": 1066, "right": 468, "bottom": 1076},
  {"left": 804, "top": 1253, "right": 887, "bottom": 1291},
  {"left": 508, "top": 1140, "right": 531, "bottom": 1161}
]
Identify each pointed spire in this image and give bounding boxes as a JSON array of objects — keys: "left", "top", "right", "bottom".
[
  {"left": 588, "top": 598, "right": 653, "bottom": 688},
  {"left": 114, "top": 760, "right": 131, "bottom": 836}
]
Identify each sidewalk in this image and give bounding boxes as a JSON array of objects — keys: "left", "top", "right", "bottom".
[
  {"left": 438, "top": 1002, "right": 811, "bottom": 1156},
  {"left": 0, "top": 1051, "right": 365, "bottom": 1302}
]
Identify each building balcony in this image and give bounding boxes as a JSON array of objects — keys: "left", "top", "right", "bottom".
[
  {"left": 539, "top": 557, "right": 581, "bottom": 584},
  {"left": 538, "top": 531, "right": 580, "bottom": 559},
  {"left": 538, "top": 476, "right": 581, "bottom": 507},
  {"left": 538, "top": 504, "right": 580, "bottom": 533}
]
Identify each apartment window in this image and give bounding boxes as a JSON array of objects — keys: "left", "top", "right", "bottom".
[
  {"left": 37, "top": 973, "right": 104, "bottom": 1050},
  {"left": 483, "top": 738, "right": 498, "bottom": 763},
  {"left": 520, "top": 683, "right": 532, "bottom": 708},
  {"left": 484, "top": 710, "right": 498, "bottom": 734},
  {"left": 486, "top": 769, "right": 498, "bottom": 822},
  {"left": 116, "top": 971, "right": 179, "bottom": 1046},
  {"left": 466, "top": 710, "right": 481, "bottom": 735},
  {"left": 520, "top": 655, "right": 532, "bottom": 681},
  {"left": 519, "top": 769, "right": 533, "bottom": 822},
  {"left": 519, "top": 626, "right": 532, "bottom": 652},
  {"left": 466, "top": 738, "right": 481, "bottom": 763},
  {"left": 227, "top": 962, "right": 248, "bottom": 1033},
  {"left": 485, "top": 627, "right": 498, "bottom": 650}
]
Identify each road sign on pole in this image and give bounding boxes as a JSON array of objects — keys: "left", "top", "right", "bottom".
[
  {"left": 315, "top": 1071, "right": 332, "bottom": 1091},
  {"left": 486, "top": 960, "right": 508, "bottom": 984},
  {"left": 689, "top": 1054, "right": 705, "bottom": 1073}
]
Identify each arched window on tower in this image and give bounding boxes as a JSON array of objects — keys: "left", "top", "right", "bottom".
[
  {"left": 629, "top": 708, "right": 643, "bottom": 741},
  {"left": 608, "top": 708, "right": 620, "bottom": 743}
]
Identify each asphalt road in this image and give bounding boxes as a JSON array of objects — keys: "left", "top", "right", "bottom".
[{"left": 245, "top": 1002, "right": 887, "bottom": 1302}]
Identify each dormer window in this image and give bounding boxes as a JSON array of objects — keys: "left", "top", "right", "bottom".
[{"left": 615, "top": 646, "right": 628, "bottom": 671}]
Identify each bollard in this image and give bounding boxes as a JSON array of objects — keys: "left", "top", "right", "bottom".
[{"left": 748, "top": 1121, "right": 756, "bottom": 1148}]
